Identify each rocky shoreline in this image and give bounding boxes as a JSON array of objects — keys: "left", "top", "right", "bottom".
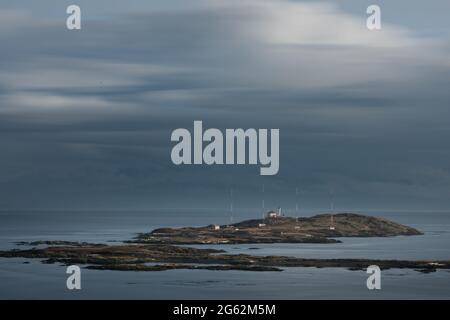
[
  {"left": 133, "top": 213, "right": 422, "bottom": 245},
  {"left": 1, "top": 241, "right": 449, "bottom": 273},
  {"left": 0, "top": 213, "right": 442, "bottom": 273}
]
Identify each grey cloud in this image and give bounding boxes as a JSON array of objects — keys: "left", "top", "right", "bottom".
[{"left": 0, "top": 1, "right": 450, "bottom": 210}]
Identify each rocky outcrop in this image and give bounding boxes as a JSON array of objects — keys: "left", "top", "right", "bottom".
[
  {"left": 0, "top": 242, "right": 447, "bottom": 273},
  {"left": 134, "top": 213, "right": 422, "bottom": 245}
]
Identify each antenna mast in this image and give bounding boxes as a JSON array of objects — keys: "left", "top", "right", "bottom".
[
  {"left": 261, "top": 184, "right": 266, "bottom": 219},
  {"left": 230, "top": 188, "right": 234, "bottom": 225},
  {"left": 329, "top": 188, "right": 336, "bottom": 230},
  {"left": 329, "top": 188, "right": 335, "bottom": 213}
]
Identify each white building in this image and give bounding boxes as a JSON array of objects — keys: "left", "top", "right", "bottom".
[
  {"left": 267, "top": 211, "right": 278, "bottom": 218},
  {"left": 266, "top": 207, "right": 283, "bottom": 218}
]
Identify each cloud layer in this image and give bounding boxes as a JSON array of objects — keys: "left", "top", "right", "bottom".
[{"left": 1, "top": 0, "right": 450, "bottom": 210}]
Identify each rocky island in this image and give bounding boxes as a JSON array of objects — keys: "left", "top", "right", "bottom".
[
  {"left": 1, "top": 212, "right": 443, "bottom": 274},
  {"left": 132, "top": 212, "right": 422, "bottom": 245},
  {"left": 1, "top": 241, "right": 449, "bottom": 274}
]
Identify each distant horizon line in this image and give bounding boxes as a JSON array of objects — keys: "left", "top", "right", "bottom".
[{"left": 0, "top": 207, "right": 449, "bottom": 214}]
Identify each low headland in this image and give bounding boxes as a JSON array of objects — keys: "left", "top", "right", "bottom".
[
  {"left": 133, "top": 212, "right": 422, "bottom": 245},
  {"left": 2, "top": 212, "right": 447, "bottom": 274}
]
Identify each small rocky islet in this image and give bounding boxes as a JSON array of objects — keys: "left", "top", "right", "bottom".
[
  {"left": 133, "top": 212, "right": 423, "bottom": 245},
  {"left": 1, "top": 212, "right": 448, "bottom": 273}
]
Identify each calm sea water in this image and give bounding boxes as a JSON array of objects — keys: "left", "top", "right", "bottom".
[{"left": 0, "top": 209, "right": 449, "bottom": 299}]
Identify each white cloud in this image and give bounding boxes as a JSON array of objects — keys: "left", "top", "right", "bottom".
[
  {"left": 1, "top": 0, "right": 449, "bottom": 110},
  {"left": 0, "top": 92, "right": 110, "bottom": 113},
  {"left": 209, "top": 0, "right": 447, "bottom": 89},
  {"left": 2, "top": 58, "right": 187, "bottom": 90}
]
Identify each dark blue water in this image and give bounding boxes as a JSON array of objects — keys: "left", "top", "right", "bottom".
[{"left": 1, "top": 209, "right": 449, "bottom": 299}]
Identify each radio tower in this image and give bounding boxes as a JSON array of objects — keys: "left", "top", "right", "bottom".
[
  {"left": 329, "top": 188, "right": 335, "bottom": 230},
  {"left": 329, "top": 188, "right": 335, "bottom": 212},
  {"left": 229, "top": 188, "right": 234, "bottom": 225},
  {"left": 261, "top": 184, "right": 265, "bottom": 220}
]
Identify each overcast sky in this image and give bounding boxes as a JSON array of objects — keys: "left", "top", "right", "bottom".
[{"left": 1, "top": 0, "right": 450, "bottom": 211}]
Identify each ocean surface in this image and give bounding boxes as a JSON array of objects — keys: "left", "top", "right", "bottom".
[{"left": 0, "top": 209, "right": 449, "bottom": 299}]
